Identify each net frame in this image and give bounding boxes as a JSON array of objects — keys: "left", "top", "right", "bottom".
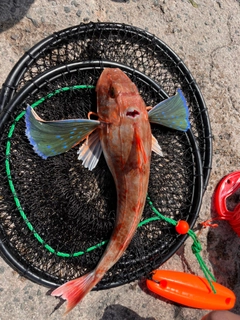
[
  {"left": 0, "top": 22, "right": 211, "bottom": 290},
  {"left": 0, "top": 61, "right": 203, "bottom": 289},
  {"left": 0, "top": 22, "right": 212, "bottom": 188}
]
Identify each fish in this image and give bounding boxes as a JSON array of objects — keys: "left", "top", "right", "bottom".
[{"left": 25, "top": 68, "right": 190, "bottom": 314}]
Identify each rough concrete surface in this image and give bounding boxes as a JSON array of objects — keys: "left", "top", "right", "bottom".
[{"left": 0, "top": 0, "right": 239, "bottom": 319}]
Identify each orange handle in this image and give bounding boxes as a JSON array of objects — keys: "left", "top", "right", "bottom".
[{"left": 146, "top": 270, "right": 236, "bottom": 310}]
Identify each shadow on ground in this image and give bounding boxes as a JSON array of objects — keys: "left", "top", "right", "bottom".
[
  {"left": 100, "top": 304, "right": 156, "bottom": 320},
  {"left": 0, "top": 0, "right": 34, "bottom": 32},
  {"left": 206, "top": 189, "right": 240, "bottom": 314}
]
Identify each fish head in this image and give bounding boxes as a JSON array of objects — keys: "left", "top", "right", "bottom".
[
  {"left": 96, "top": 68, "right": 148, "bottom": 124},
  {"left": 96, "top": 68, "right": 152, "bottom": 172}
]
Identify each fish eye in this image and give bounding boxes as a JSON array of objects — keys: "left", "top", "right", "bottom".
[{"left": 109, "top": 86, "right": 115, "bottom": 98}]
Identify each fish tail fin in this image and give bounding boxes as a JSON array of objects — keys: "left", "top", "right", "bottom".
[{"left": 51, "top": 271, "right": 96, "bottom": 314}]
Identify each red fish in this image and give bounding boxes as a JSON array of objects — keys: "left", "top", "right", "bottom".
[{"left": 25, "top": 68, "right": 190, "bottom": 314}]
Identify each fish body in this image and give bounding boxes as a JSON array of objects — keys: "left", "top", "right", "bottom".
[
  {"left": 93, "top": 68, "right": 152, "bottom": 276},
  {"left": 25, "top": 68, "right": 190, "bottom": 314}
]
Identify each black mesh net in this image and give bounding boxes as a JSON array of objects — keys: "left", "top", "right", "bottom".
[
  {"left": 0, "top": 61, "right": 202, "bottom": 289},
  {"left": 0, "top": 22, "right": 212, "bottom": 186},
  {"left": 0, "top": 23, "right": 210, "bottom": 289}
]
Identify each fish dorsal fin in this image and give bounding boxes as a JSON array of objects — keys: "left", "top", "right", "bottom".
[
  {"left": 77, "top": 130, "right": 102, "bottom": 171},
  {"left": 25, "top": 105, "right": 100, "bottom": 159},
  {"left": 148, "top": 89, "right": 190, "bottom": 132},
  {"left": 151, "top": 134, "right": 163, "bottom": 157}
]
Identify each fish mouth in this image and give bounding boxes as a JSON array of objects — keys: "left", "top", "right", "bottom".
[{"left": 126, "top": 108, "right": 140, "bottom": 118}]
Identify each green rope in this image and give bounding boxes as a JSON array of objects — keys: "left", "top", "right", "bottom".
[
  {"left": 147, "top": 195, "right": 216, "bottom": 293},
  {"left": 5, "top": 85, "right": 162, "bottom": 258},
  {"left": 5, "top": 85, "right": 216, "bottom": 293},
  {"left": 189, "top": 229, "right": 216, "bottom": 292}
]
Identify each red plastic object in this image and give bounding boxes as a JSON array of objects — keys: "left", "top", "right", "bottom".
[
  {"left": 214, "top": 171, "right": 240, "bottom": 236},
  {"left": 175, "top": 220, "right": 189, "bottom": 234},
  {"left": 146, "top": 270, "right": 236, "bottom": 310}
]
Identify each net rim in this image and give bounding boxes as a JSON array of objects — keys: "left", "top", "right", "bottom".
[
  {"left": 0, "top": 60, "right": 203, "bottom": 289},
  {"left": 0, "top": 22, "right": 212, "bottom": 189}
]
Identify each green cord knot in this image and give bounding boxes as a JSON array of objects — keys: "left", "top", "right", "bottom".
[
  {"left": 188, "top": 229, "right": 217, "bottom": 293},
  {"left": 147, "top": 197, "right": 217, "bottom": 293},
  {"left": 191, "top": 240, "right": 202, "bottom": 254}
]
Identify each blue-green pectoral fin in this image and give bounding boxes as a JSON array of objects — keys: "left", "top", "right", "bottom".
[
  {"left": 148, "top": 89, "right": 190, "bottom": 132},
  {"left": 25, "top": 105, "right": 100, "bottom": 159}
]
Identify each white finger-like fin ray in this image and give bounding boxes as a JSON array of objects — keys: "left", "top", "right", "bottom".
[
  {"left": 77, "top": 130, "right": 102, "bottom": 170},
  {"left": 151, "top": 134, "right": 163, "bottom": 157}
]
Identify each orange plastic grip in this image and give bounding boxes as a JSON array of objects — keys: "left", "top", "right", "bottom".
[{"left": 146, "top": 270, "right": 236, "bottom": 310}]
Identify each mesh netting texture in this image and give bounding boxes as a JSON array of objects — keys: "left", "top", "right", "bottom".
[
  {"left": 0, "top": 62, "right": 202, "bottom": 289},
  {"left": 0, "top": 22, "right": 212, "bottom": 186},
  {"left": 0, "top": 23, "right": 210, "bottom": 289}
]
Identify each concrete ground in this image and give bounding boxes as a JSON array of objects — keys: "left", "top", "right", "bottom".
[{"left": 0, "top": 0, "right": 240, "bottom": 319}]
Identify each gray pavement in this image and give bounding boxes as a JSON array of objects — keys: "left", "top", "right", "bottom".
[{"left": 0, "top": 0, "right": 240, "bottom": 319}]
